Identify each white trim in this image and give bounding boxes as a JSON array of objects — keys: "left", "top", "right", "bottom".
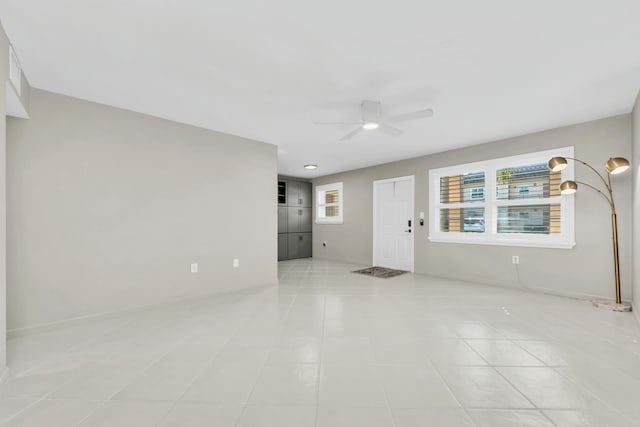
[
  {"left": 7, "top": 281, "right": 277, "bottom": 338},
  {"left": 315, "top": 182, "right": 344, "bottom": 224},
  {"left": 426, "top": 270, "right": 632, "bottom": 304},
  {"left": 373, "top": 175, "right": 415, "bottom": 272},
  {"left": 427, "top": 237, "right": 575, "bottom": 249},
  {"left": 428, "top": 147, "right": 575, "bottom": 248}
]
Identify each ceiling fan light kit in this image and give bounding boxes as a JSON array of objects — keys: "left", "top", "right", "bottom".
[{"left": 315, "top": 100, "right": 434, "bottom": 141}]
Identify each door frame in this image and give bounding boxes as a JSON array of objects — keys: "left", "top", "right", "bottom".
[{"left": 372, "top": 175, "right": 415, "bottom": 272}]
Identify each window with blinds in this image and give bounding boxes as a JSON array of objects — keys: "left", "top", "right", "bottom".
[
  {"left": 428, "top": 147, "right": 575, "bottom": 248},
  {"left": 316, "top": 182, "right": 343, "bottom": 224},
  {"left": 495, "top": 163, "right": 562, "bottom": 235},
  {"left": 438, "top": 172, "right": 486, "bottom": 233}
]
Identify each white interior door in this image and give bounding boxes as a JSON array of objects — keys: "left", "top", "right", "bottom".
[{"left": 373, "top": 176, "right": 414, "bottom": 271}]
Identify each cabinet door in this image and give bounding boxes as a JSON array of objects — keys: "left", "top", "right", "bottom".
[
  {"left": 286, "top": 207, "right": 300, "bottom": 233},
  {"left": 300, "top": 233, "right": 312, "bottom": 258},
  {"left": 299, "top": 207, "right": 312, "bottom": 233},
  {"left": 299, "top": 182, "right": 312, "bottom": 208},
  {"left": 286, "top": 181, "right": 300, "bottom": 206},
  {"left": 278, "top": 207, "right": 287, "bottom": 234},
  {"left": 278, "top": 234, "right": 288, "bottom": 260},
  {"left": 287, "top": 234, "right": 301, "bottom": 259}
]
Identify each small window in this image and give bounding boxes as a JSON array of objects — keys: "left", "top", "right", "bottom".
[{"left": 316, "top": 182, "right": 343, "bottom": 224}]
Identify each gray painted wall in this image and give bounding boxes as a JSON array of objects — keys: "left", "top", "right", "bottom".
[
  {"left": 313, "top": 115, "right": 633, "bottom": 301},
  {"left": 633, "top": 91, "right": 640, "bottom": 314},
  {"left": 0, "top": 24, "right": 9, "bottom": 377},
  {"left": 7, "top": 89, "right": 278, "bottom": 331}
]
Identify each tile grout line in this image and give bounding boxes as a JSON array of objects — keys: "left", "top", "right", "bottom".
[
  {"left": 1, "top": 315, "right": 152, "bottom": 425},
  {"left": 69, "top": 334, "right": 198, "bottom": 427},
  {"left": 431, "top": 340, "right": 486, "bottom": 427},
  {"left": 8, "top": 315, "right": 139, "bottom": 379},
  {"left": 313, "top": 283, "right": 327, "bottom": 427},
  {"left": 152, "top": 335, "right": 235, "bottom": 426},
  {"left": 548, "top": 366, "right": 637, "bottom": 426},
  {"left": 233, "top": 285, "right": 298, "bottom": 427},
  {"left": 457, "top": 334, "right": 538, "bottom": 417},
  {"left": 0, "top": 398, "right": 41, "bottom": 425},
  {"left": 490, "top": 366, "right": 558, "bottom": 427}
]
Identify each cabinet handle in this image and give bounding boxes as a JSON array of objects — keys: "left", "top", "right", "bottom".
[
  {"left": 299, "top": 198, "right": 302, "bottom": 205},
  {"left": 299, "top": 209, "right": 302, "bottom": 215},
  {"left": 299, "top": 235, "right": 303, "bottom": 241}
]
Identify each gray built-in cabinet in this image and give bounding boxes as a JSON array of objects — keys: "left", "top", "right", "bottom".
[{"left": 278, "top": 179, "right": 312, "bottom": 260}]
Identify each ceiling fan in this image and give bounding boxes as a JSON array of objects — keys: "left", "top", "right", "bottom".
[{"left": 314, "top": 100, "right": 434, "bottom": 141}]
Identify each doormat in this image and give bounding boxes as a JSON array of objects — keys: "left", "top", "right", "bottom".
[{"left": 352, "top": 266, "right": 408, "bottom": 279}]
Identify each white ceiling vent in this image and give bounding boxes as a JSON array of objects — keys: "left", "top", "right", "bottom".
[{"left": 9, "top": 45, "right": 21, "bottom": 96}]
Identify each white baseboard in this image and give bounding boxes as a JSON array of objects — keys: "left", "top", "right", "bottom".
[
  {"left": 7, "top": 281, "right": 277, "bottom": 339},
  {"left": 0, "top": 367, "right": 10, "bottom": 384},
  {"left": 523, "top": 284, "right": 630, "bottom": 304},
  {"left": 423, "top": 271, "right": 632, "bottom": 305}
]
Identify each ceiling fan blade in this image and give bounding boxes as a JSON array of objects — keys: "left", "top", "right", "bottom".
[
  {"left": 378, "top": 123, "right": 404, "bottom": 137},
  {"left": 314, "top": 122, "right": 363, "bottom": 125},
  {"left": 386, "top": 108, "right": 434, "bottom": 123},
  {"left": 340, "top": 127, "right": 364, "bottom": 141}
]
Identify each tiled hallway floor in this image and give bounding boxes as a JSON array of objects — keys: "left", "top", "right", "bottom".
[{"left": 1, "top": 258, "right": 640, "bottom": 426}]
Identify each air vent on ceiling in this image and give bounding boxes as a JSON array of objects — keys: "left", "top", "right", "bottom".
[{"left": 9, "top": 45, "right": 21, "bottom": 96}]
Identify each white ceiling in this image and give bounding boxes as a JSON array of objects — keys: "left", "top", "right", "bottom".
[{"left": 2, "top": 1, "right": 640, "bottom": 178}]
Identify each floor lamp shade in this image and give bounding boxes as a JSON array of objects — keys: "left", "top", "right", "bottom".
[{"left": 548, "top": 155, "right": 631, "bottom": 311}]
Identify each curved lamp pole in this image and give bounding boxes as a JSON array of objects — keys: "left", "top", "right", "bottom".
[{"left": 548, "top": 156, "right": 631, "bottom": 312}]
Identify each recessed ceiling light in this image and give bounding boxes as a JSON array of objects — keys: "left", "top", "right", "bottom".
[
  {"left": 362, "top": 122, "right": 379, "bottom": 130},
  {"left": 304, "top": 164, "right": 318, "bottom": 170}
]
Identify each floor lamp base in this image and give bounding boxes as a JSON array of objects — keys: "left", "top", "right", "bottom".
[{"left": 592, "top": 299, "right": 632, "bottom": 312}]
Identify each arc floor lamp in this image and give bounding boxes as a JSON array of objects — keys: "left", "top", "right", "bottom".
[{"left": 548, "top": 156, "right": 631, "bottom": 312}]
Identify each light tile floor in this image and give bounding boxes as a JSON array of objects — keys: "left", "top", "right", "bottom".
[{"left": 1, "top": 258, "right": 640, "bottom": 426}]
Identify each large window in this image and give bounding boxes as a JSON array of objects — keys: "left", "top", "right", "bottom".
[
  {"left": 429, "top": 147, "right": 575, "bottom": 248},
  {"left": 316, "top": 182, "right": 343, "bottom": 224}
]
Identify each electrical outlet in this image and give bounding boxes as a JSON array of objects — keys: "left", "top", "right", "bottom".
[
  {"left": 190, "top": 263, "right": 198, "bottom": 273},
  {"left": 233, "top": 258, "right": 239, "bottom": 268},
  {"left": 512, "top": 256, "right": 519, "bottom": 265}
]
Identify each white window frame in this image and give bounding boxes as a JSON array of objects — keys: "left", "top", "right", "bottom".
[
  {"left": 315, "top": 182, "right": 344, "bottom": 224},
  {"left": 428, "top": 147, "right": 575, "bottom": 249}
]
